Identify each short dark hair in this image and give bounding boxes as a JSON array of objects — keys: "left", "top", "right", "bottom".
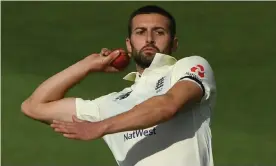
[{"left": 128, "top": 5, "right": 176, "bottom": 39}]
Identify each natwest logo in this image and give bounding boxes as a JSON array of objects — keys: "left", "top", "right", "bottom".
[
  {"left": 191, "top": 64, "right": 205, "bottom": 78},
  {"left": 124, "top": 127, "right": 157, "bottom": 141}
]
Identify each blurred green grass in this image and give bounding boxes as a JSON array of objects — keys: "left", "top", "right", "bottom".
[{"left": 2, "top": 1, "right": 276, "bottom": 165}]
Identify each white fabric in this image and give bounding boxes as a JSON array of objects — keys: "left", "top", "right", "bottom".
[{"left": 75, "top": 53, "right": 216, "bottom": 166}]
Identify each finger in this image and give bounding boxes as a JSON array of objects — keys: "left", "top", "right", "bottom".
[
  {"left": 103, "top": 50, "right": 121, "bottom": 64},
  {"left": 63, "top": 133, "right": 79, "bottom": 140},
  {"left": 54, "top": 127, "right": 69, "bottom": 134},
  {"left": 52, "top": 124, "right": 77, "bottom": 134},
  {"left": 51, "top": 123, "right": 65, "bottom": 129},
  {"left": 104, "top": 50, "right": 112, "bottom": 56},
  {"left": 72, "top": 115, "right": 84, "bottom": 123},
  {"left": 53, "top": 125, "right": 70, "bottom": 133},
  {"left": 50, "top": 123, "right": 59, "bottom": 128},
  {"left": 100, "top": 48, "right": 109, "bottom": 57},
  {"left": 100, "top": 48, "right": 108, "bottom": 54},
  {"left": 128, "top": 52, "right": 132, "bottom": 57},
  {"left": 104, "top": 66, "right": 119, "bottom": 72},
  {"left": 51, "top": 123, "right": 75, "bottom": 131},
  {"left": 52, "top": 120, "right": 66, "bottom": 125}
]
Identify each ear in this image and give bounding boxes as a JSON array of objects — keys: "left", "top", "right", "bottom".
[
  {"left": 172, "top": 37, "right": 178, "bottom": 52},
  {"left": 126, "top": 37, "right": 132, "bottom": 57}
]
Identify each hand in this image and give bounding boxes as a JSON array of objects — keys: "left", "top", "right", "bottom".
[
  {"left": 50, "top": 115, "right": 105, "bottom": 141},
  {"left": 85, "top": 48, "right": 123, "bottom": 72}
]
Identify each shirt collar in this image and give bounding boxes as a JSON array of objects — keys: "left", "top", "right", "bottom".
[{"left": 123, "top": 53, "right": 177, "bottom": 82}]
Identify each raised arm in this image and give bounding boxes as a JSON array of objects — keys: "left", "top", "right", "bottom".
[{"left": 21, "top": 49, "right": 121, "bottom": 124}]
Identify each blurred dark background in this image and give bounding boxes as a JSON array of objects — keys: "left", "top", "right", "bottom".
[{"left": 2, "top": 1, "right": 276, "bottom": 165}]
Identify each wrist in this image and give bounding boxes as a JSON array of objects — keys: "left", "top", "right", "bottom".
[
  {"left": 79, "top": 56, "right": 98, "bottom": 73},
  {"left": 81, "top": 55, "right": 103, "bottom": 73},
  {"left": 98, "top": 119, "right": 112, "bottom": 136}
]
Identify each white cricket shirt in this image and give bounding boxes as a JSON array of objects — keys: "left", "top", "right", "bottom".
[{"left": 76, "top": 53, "right": 216, "bottom": 166}]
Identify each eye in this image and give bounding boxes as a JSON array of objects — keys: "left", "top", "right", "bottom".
[
  {"left": 135, "top": 30, "right": 145, "bottom": 35},
  {"left": 155, "top": 30, "right": 165, "bottom": 36}
]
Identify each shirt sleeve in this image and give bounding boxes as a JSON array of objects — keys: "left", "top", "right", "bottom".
[
  {"left": 171, "top": 56, "right": 216, "bottom": 101},
  {"left": 75, "top": 98, "right": 101, "bottom": 122},
  {"left": 75, "top": 92, "right": 117, "bottom": 122}
]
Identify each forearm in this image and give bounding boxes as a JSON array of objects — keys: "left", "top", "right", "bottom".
[
  {"left": 102, "top": 94, "right": 177, "bottom": 135},
  {"left": 26, "top": 57, "right": 93, "bottom": 104}
]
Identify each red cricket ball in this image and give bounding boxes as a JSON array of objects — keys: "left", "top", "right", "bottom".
[{"left": 111, "top": 49, "right": 130, "bottom": 70}]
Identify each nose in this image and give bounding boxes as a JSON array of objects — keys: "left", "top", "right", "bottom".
[{"left": 146, "top": 31, "right": 155, "bottom": 44}]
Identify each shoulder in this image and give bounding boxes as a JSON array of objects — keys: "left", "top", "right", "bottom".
[
  {"left": 175, "top": 55, "right": 210, "bottom": 66},
  {"left": 170, "top": 55, "right": 216, "bottom": 101},
  {"left": 172, "top": 55, "right": 213, "bottom": 75},
  {"left": 170, "top": 55, "right": 216, "bottom": 88}
]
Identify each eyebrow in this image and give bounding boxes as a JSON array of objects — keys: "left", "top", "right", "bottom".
[
  {"left": 133, "top": 27, "right": 146, "bottom": 31},
  {"left": 133, "top": 26, "right": 166, "bottom": 31}
]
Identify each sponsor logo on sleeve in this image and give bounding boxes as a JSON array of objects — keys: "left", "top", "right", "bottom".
[
  {"left": 190, "top": 64, "right": 205, "bottom": 78},
  {"left": 124, "top": 127, "right": 157, "bottom": 141}
]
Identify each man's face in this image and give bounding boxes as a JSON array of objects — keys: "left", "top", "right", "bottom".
[{"left": 126, "top": 13, "right": 178, "bottom": 69}]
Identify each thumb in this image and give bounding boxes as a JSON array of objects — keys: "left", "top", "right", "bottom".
[
  {"left": 104, "top": 66, "right": 119, "bottom": 72},
  {"left": 72, "top": 115, "right": 84, "bottom": 123}
]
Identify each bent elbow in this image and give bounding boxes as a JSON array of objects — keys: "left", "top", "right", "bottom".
[
  {"left": 21, "top": 100, "right": 30, "bottom": 115},
  {"left": 21, "top": 100, "right": 51, "bottom": 124},
  {"left": 21, "top": 99, "right": 35, "bottom": 118}
]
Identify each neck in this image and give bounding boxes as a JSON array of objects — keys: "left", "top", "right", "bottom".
[{"left": 136, "top": 64, "right": 145, "bottom": 75}]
